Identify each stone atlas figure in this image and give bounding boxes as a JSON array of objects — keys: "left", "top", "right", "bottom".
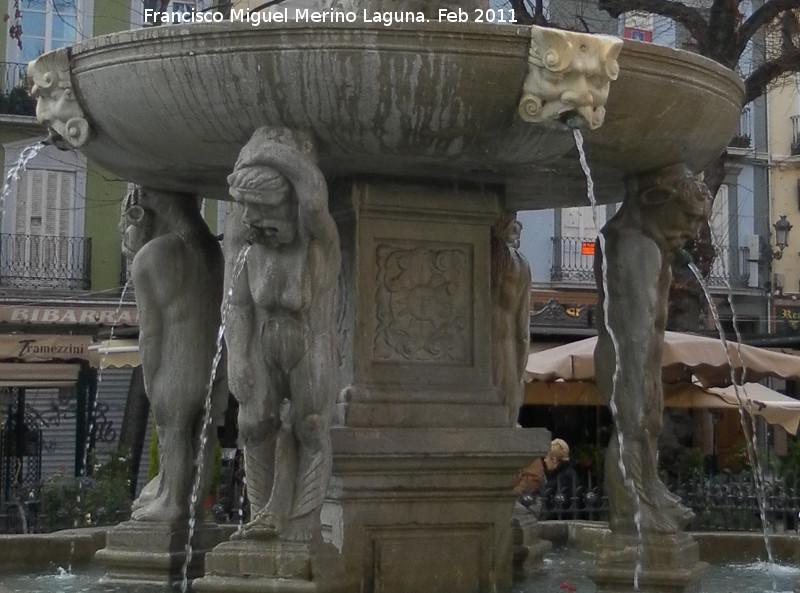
[
  {"left": 594, "top": 164, "right": 709, "bottom": 534},
  {"left": 491, "top": 214, "right": 532, "bottom": 425},
  {"left": 224, "top": 127, "right": 341, "bottom": 542},
  {"left": 120, "top": 187, "right": 226, "bottom": 523}
]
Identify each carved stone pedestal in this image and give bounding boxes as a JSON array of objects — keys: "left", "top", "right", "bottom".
[
  {"left": 325, "top": 179, "right": 549, "bottom": 593},
  {"left": 512, "top": 508, "right": 552, "bottom": 575},
  {"left": 323, "top": 427, "right": 548, "bottom": 593},
  {"left": 588, "top": 532, "right": 708, "bottom": 593},
  {"left": 95, "top": 520, "right": 223, "bottom": 589},
  {"left": 192, "top": 538, "right": 357, "bottom": 593},
  {"left": 322, "top": 179, "right": 550, "bottom": 593}
]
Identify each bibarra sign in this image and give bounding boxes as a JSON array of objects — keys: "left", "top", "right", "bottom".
[{"left": 0, "top": 306, "right": 138, "bottom": 326}]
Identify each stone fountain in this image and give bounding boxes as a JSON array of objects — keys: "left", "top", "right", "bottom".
[{"left": 28, "top": 4, "right": 744, "bottom": 593}]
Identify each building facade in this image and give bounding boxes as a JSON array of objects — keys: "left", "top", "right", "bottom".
[
  {"left": 515, "top": 3, "right": 778, "bottom": 470},
  {"left": 0, "top": 0, "right": 229, "bottom": 531}
]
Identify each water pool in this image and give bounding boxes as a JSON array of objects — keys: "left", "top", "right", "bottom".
[{"left": 2, "top": 552, "right": 799, "bottom": 593}]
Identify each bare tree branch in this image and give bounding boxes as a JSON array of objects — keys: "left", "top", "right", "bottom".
[
  {"left": 736, "top": 0, "right": 800, "bottom": 58},
  {"left": 509, "top": 0, "right": 535, "bottom": 25},
  {"left": 780, "top": 9, "right": 800, "bottom": 51},
  {"left": 743, "top": 44, "right": 800, "bottom": 103},
  {"left": 598, "top": 0, "right": 708, "bottom": 44},
  {"left": 532, "top": 0, "right": 549, "bottom": 26}
]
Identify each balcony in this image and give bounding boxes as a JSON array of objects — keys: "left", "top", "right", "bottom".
[
  {"left": 0, "top": 62, "right": 34, "bottom": 117},
  {"left": 551, "top": 236, "right": 750, "bottom": 288},
  {"left": 706, "top": 244, "right": 750, "bottom": 288},
  {"left": 728, "top": 106, "right": 751, "bottom": 149},
  {"left": 0, "top": 233, "right": 91, "bottom": 290},
  {"left": 551, "top": 236, "right": 597, "bottom": 283}
]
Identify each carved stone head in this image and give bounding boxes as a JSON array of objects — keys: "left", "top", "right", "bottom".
[
  {"left": 227, "top": 127, "right": 315, "bottom": 247},
  {"left": 635, "top": 164, "right": 710, "bottom": 251},
  {"left": 120, "top": 187, "right": 154, "bottom": 260},
  {"left": 120, "top": 187, "right": 201, "bottom": 259},
  {"left": 492, "top": 214, "right": 522, "bottom": 249},
  {"left": 518, "top": 27, "right": 622, "bottom": 130},
  {"left": 29, "top": 48, "right": 90, "bottom": 149}
]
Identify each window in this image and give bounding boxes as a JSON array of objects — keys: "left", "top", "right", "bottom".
[
  {"left": 1, "top": 142, "right": 88, "bottom": 288},
  {"left": 7, "top": 1, "right": 92, "bottom": 64}
]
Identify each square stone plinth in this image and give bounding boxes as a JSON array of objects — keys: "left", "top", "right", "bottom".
[
  {"left": 589, "top": 532, "right": 708, "bottom": 593},
  {"left": 322, "top": 426, "right": 550, "bottom": 593},
  {"left": 192, "top": 538, "right": 357, "bottom": 593},
  {"left": 95, "top": 519, "right": 223, "bottom": 589}
]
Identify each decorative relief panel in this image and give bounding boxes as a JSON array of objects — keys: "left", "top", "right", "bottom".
[{"left": 373, "top": 242, "right": 472, "bottom": 363}]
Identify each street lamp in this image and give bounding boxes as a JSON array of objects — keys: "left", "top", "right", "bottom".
[{"left": 772, "top": 215, "right": 793, "bottom": 259}]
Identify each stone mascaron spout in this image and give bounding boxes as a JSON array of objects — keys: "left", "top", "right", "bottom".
[{"left": 518, "top": 25, "right": 623, "bottom": 130}]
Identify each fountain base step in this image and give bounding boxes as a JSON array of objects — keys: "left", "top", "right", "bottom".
[
  {"left": 193, "top": 538, "right": 357, "bottom": 593},
  {"left": 512, "top": 509, "right": 552, "bottom": 575},
  {"left": 589, "top": 532, "right": 708, "bottom": 593},
  {"left": 321, "top": 426, "right": 550, "bottom": 593},
  {"left": 95, "top": 519, "right": 223, "bottom": 588}
]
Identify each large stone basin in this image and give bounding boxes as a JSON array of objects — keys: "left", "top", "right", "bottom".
[{"left": 61, "top": 21, "right": 743, "bottom": 207}]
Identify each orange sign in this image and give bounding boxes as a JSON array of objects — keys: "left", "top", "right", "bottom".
[{"left": 581, "top": 241, "right": 596, "bottom": 256}]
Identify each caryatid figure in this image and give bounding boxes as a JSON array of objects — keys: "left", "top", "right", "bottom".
[
  {"left": 120, "top": 187, "right": 226, "bottom": 523},
  {"left": 491, "top": 214, "right": 532, "bottom": 425},
  {"left": 224, "top": 127, "right": 341, "bottom": 542},
  {"left": 594, "top": 164, "right": 709, "bottom": 534}
]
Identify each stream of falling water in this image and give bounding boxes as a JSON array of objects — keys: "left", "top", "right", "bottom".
[
  {"left": 181, "top": 243, "right": 251, "bottom": 593},
  {"left": 69, "top": 278, "right": 133, "bottom": 573},
  {"left": 573, "top": 129, "right": 645, "bottom": 588},
  {"left": 685, "top": 260, "right": 778, "bottom": 591},
  {"left": 236, "top": 474, "right": 248, "bottom": 535},
  {"left": 0, "top": 141, "right": 46, "bottom": 226}
]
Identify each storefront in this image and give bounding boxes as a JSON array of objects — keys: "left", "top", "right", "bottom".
[{"left": 0, "top": 302, "right": 141, "bottom": 529}]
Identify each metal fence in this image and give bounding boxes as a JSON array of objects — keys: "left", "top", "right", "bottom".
[
  {"left": 706, "top": 245, "right": 750, "bottom": 288},
  {"left": 551, "top": 237, "right": 750, "bottom": 288},
  {"left": 536, "top": 470, "right": 800, "bottom": 532},
  {"left": 550, "top": 236, "right": 597, "bottom": 283},
  {"left": 0, "top": 233, "right": 92, "bottom": 290},
  {"left": 729, "top": 107, "right": 752, "bottom": 148}
]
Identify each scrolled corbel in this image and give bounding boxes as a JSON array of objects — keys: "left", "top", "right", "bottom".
[
  {"left": 518, "top": 25, "right": 623, "bottom": 130},
  {"left": 28, "top": 48, "right": 91, "bottom": 149}
]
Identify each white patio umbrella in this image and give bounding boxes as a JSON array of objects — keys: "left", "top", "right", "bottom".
[
  {"left": 524, "top": 331, "right": 800, "bottom": 434},
  {"left": 525, "top": 331, "right": 800, "bottom": 387}
]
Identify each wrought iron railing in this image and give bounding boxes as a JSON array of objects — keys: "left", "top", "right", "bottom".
[
  {"left": 530, "top": 469, "right": 800, "bottom": 532},
  {"left": 729, "top": 106, "right": 752, "bottom": 148},
  {"left": 673, "top": 471, "right": 800, "bottom": 532},
  {"left": 0, "top": 233, "right": 91, "bottom": 290},
  {"left": 0, "top": 62, "right": 34, "bottom": 116},
  {"left": 550, "top": 236, "right": 597, "bottom": 283},
  {"left": 792, "top": 115, "right": 800, "bottom": 156},
  {"left": 706, "top": 245, "right": 750, "bottom": 288},
  {"left": 551, "top": 237, "right": 750, "bottom": 288}
]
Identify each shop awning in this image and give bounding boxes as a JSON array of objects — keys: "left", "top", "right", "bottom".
[
  {"left": 0, "top": 362, "right": 81, "bottom": 387},
  {"left": 88, "top": 339, "right": 140, "bottom": 369}
]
